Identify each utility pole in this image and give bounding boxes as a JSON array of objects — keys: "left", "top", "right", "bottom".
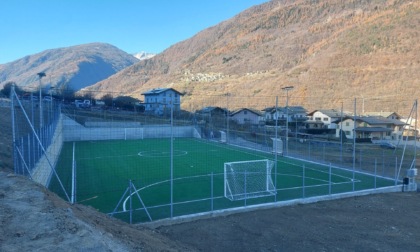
[{"left": 282, "top": 86, "right": 294, "bottom": 155}]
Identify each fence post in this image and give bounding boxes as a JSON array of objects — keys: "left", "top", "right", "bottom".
[
  {"left": 329, "top": 163, "right": 332, "bottom": 195},
  {"left": 32, "top": 134, "right": 35, "bottom": 170},
  {"left": 244, "top": 170, "right": 247, "bottom": 207},
  {"left": 274, "top": 96, "right": 278, "bottom": 202},
  {"left": 21, "top": 138, "right": 24, "bottom": 174},
  {"left": 27, "top": 135, "right": 31, "bottom": 171},
  {"left": 211, "top": 172, "right": 214, "bottom": 212},
  {"left": 11, "top": 85, "right": 17, "bottom": 174},
  {"left": 394, "top": 156, "right": 398, "bottom": 186},
  {"left": 382, "top": 151, "right": 385, "bottom": 176},
  {"left": 374, "top": 158, "right": 377, "bottom": 189},
  {"left": 129, "top": 180, "right": 133, "bottom": 224},
  {"left": 302, "top": 164, "right": 305, "bottom": 198},
  {"left": 71, "top": 141, "right": 76, "bottom": 204},
  {"left": 308, "top": 142, "right": 311, "bottom": 160}
]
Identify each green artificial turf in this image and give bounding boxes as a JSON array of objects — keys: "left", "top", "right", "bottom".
[{"left": 49, "top": 138, "right": 395, "bottom": 222}]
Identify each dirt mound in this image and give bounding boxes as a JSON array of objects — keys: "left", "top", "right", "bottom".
[
  {"left": 0, "top": 171, "right": 191, "bottom": 251},
  {"left": 1, "top": 169, "right": 420, "bottom": 251}
]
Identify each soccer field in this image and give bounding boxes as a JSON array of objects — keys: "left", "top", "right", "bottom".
[{"left": 50, "top": 138, "right": 395, "bottom": 223}]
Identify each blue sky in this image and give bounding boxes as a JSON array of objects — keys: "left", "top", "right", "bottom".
[{"left": 0, "top": 0, "right": 269, "bottom": 64}]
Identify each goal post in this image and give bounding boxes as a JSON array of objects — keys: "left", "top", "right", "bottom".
[
  {"left": 224, "top": 159, "right": 276, "bottom": 201},
  {"left": 271, "top": 138, "right": 283, "bottom": 155}
]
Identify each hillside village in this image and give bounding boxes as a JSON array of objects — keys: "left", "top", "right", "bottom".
[
  {"left": 144, "top": 88, "right": 418, "bottom": 145},
  {"left": 2, "top": 81, "right": 418, "bottom": 147}
]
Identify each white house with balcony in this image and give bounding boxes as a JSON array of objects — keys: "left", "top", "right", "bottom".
[
  {"left": 263, "top": 106, "right": 307, "bottom": 123},
  {"left": 141, "top": 88, "right": 182, "bottom": 115},
  {"left": 307, "top": 109, "right": 350, "bottom": 129},
  {"left": 335, "top": 115, "right": 406, "bottom": 141}
]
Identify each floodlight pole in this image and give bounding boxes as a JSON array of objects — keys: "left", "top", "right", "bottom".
[
  {"left": 170, "top": 102, "right": 174, "bottom": 219},
  {"left": 37, "top": 72, "right": 46, "bottom": 128},
  {"left": 226, "top": 93, "right": 230, "bottom": 144},
  {"left": 414, "top": 99, "right": 418, "bottom": 174},
  {"left": 361, "top": 95, "right": 365, "bottom": 115},
  {"left": 282, "top": 86, "right": 294, "bottom": 155}
]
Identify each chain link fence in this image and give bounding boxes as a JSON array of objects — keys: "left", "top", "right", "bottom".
[{"left": 10, "top": 88, "right": 419, "bottom": 223}]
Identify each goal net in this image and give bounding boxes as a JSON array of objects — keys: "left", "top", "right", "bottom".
[
  {"left": 224, "top": 159, "right": 276, "bottom": 201},
  {"left": 271, "top": 138, "right": 283, "bottom": 155}
]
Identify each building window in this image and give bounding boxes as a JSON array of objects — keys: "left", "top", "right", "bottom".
[
  {"left": 345, "top": 131, "right": 351, "bottom": 135},
  {"left": 315, "top": 117, "right": 321, "bottom": 121},
  {"left": 323, "top": 118, "right": 328, "bottom": 121},
  {"left": 345, "top": 122, "right": 350, "bottom": 126}
]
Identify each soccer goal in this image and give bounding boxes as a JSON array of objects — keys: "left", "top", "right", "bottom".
[
  {"left": 271, "top": 138, "right": 283, "bottom": 155},
  {"left": 224, "top": 159, "right": 276, "bottom": 201},
  {"left": 124, "top": 128, "right": 144, "bottom": 140},
  {"left": 220, "top": 131, "right": 227, "bottom": 143}
]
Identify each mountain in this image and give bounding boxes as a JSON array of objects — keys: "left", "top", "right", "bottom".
[
  {"left": 132, "top": 51, "right": 156, "bottom": 61},
  {"left": 87, "top": 0, "right": 420, "bottom": 114},
  {"left": 0, "top": 43, "right": 138, "bottom": 92}
]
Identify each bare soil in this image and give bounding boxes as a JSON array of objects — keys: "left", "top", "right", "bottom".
[{"left": 1, "top": 169, "right": 420, "bottom": 251}]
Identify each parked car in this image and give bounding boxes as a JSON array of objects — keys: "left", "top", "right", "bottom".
[
  {"left": 74, "top": 99, "right": 91, "bottom": 108},
  {"left": 380, "top": 142, "right": 396, "bottom": 149},
  {"left": 43, "top": 96, "right": 53, "bottom": 102}
]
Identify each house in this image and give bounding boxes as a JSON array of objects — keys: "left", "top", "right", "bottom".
[
  {"left": 302, "top": 120, "right": 326, "bottom": 134},
  {"left": 141, "top": 88, "right": 182, "bottom": 115},
  {"left": 230, "top": 108, "right": 263, "bottom": 125},
  {"left": 363, "top": 111, "right": 417, "bottom": 137},
  {"left": 307, "top": 109, "right": 350, "bottom": 129},
  {"left": 196, "top": 106, "right": 227, "bottom": 117},
  {"left": 271, "top": 106, "right": 307, "bottom": 122},
  {"left": 334, "top": 115, "right": 406, "bottom": 141},
  {"left": 263, "top": 106, "right": 307, "bottom": 123},
  {"left": 262, "top": 106, "right": 276, "bottom": 121},
  {"left": 400, "top": 116, "right": 419, "bottom": 139},
  {"left": 364, "top": 111, "right": 401, "bottom": 120},
  {"left": 195, "top": 106, "right": 228, "bottom": 124}
]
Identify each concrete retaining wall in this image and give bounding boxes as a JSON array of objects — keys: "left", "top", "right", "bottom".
[
  {"left": 32, "top": 114, "right": 64, "bottom": 187},
  {"left": 63, "top": 117, "right": 201, "bottom": 141},
  {"left": 143, "top": 185, "right": 402, "bottom": 228}
]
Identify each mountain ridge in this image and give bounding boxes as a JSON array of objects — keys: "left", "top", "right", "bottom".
[
  {"left": 87, "top": 0, "right": 420, "bottom": 114},
  {"left": 0, "top": 42, "right": 139, "bottom": 92}
]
